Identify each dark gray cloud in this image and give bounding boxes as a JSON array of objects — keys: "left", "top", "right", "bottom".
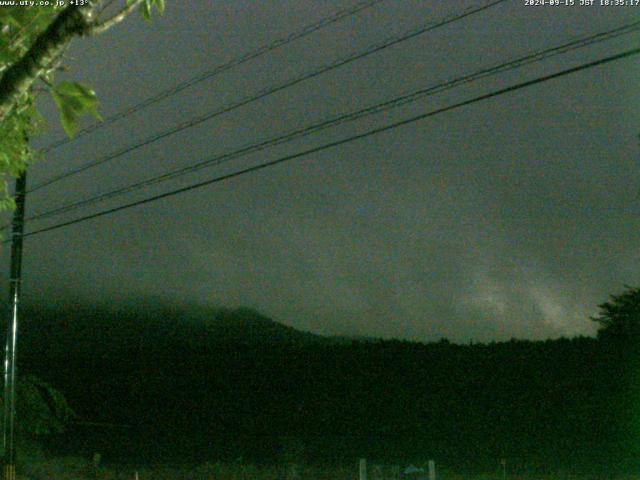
[{"left": 2, "top": 0, "right": 639, "bottom": 342}]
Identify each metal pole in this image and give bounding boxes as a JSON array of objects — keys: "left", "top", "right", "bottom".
[{"left": 3, "top": 172, "right": 27, "bottom": 480}]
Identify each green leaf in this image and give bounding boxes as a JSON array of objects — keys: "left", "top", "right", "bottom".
[
  {"left": 154, "top": 0, "right": 165, "bottom": 15},
  {"left": 60, "top": 106, "right": 78, "bottom": 137},
  {"left": 55, "top": 80, "right": 95, "bottom": 101},
  {"left": 52, "top": 81, "right": 102, "bottom": 138},
  {"left": 141, "top": 0, "right": 152, "bottom": 21},
  {"left": 52, "top": 91, "right": 78, "bottom": 137},
  {"left": 0, "top": 153, "right": 10, "bottom": 169}
]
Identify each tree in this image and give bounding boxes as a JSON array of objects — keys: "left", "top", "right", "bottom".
[
  {"left": 0, "top": 374, "right": 75, "bottom": 455},
  {"left": 0, "top": 0, "right": 164, "bottom": 209},
  {"left": 13, "top": 375, "right": 75, "bottom": 437},
  {"left": 0, "top": 375, "right": 76, "bottom": 472},
  {"left": 591, "top": 285, "right": 640, "bottom": 342}
]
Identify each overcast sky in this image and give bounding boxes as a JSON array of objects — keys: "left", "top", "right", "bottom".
[{"left": 2, "top": 0, "right": 639, "bottom": 343}]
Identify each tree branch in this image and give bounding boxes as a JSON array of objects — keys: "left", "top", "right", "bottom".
[
  {"left": 0, "top": 0, "right": 142, "bottom": 125},
  {"left": 85, "top": 0, "right": 144, "bottom": 36},
  {"left": 0, "top": 3, "right": 99, "bottom": 123}
]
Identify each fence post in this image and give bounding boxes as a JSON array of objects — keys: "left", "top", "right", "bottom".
[
  {"left": 428, "top": 460, "right": 436, "bottom": 480},
  {"left": 359, "top": 458, "right": 367, "bottom": 480}
]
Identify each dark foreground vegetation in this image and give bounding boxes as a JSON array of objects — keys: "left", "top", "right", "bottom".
[
  {"left": 17, "top": 459, "right": 640, "bottom": 480},
  {"left": 9, "top": 287, "right": 640, "bottom": 476}
]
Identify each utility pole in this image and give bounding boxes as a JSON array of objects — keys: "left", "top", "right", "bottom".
[{"left": 3, "top": 172, "right": 27, "bottom": 480}]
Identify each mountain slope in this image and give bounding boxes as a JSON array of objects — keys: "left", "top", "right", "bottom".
[{"left": 20, "top": 302, "right": 325, "bottom": 358}]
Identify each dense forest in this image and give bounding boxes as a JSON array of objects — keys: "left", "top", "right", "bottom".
[{"left": 11, "top": 291, "right": 640, "bottom": 475}]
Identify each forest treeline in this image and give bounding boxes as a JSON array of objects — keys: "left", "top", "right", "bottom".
[{"left": 12, "top": 290, "right": 640, "bottom": 474}]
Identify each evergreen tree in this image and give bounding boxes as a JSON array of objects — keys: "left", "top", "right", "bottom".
[{"left": 591, "top": 285, "right": 640, "bottom": 342}]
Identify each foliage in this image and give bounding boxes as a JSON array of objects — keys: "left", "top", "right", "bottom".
[
  {"left": 0, "top": 6, "right": 60, "bottom": 210},
  {"left": 0, "top": 375, "right": 76, "bottom": 478},
  {"left": 15, "top": 374, "right": 76, "bottom": 437},
  {"left": 0, "top": 373, "right": 76, "bottom": 448},
  {"left": 138, "top": 0, "right": 165, "bottom": 20},
  {"left": 17, "top": 301, "right": 638, "bottom": 474},
  {"left": 591, "top": 285, "right": 640, "bottom": 342},
  {"left": 51, "top": 81, "right": 101, "bottom": 137},
  {"left": 0, "top": 1, "right": 164, "bottom": 210}
]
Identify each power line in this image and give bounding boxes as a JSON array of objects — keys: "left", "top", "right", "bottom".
[
  {"left": 19, "top": 19, "right": 640, "bottom": 226},
  {"left": 28, "top": 0, "right": 507, "bottom": 193},
  {"left": 32, "top": 0, "right": 504, "bottom": 191},
  {"left": 38, "top": 0, "right": 387, "bottom": 154},
  {"left": 14, "top": 46, "right": 640, "bottom": 241}
]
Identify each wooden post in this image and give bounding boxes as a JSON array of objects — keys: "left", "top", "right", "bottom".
[
  {"left": 359, "top": 458, "right": 367, "bottom": 480},
  {"left": 428, "top": 460, "right": 436, "bottom": 480}
]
